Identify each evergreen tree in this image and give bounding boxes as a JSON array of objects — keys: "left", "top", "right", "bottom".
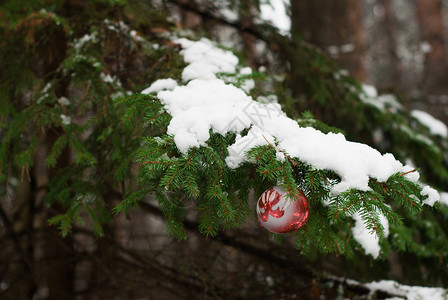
[{"left": 1, "top": 0, "right": 447, "bottom": 298}]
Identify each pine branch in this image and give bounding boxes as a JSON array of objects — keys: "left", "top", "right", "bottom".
[
  {"left": 197, "top": 204, "right": 219, "bottom": 237},
  {"left": 156, "top": 191, "right": 186, "bottom": 240},
  {"left": 113, "top": 188, "right": 153, "bottom": 214},
  {"left": 45, "top": 134, "right": 68, "bottom": 167}
]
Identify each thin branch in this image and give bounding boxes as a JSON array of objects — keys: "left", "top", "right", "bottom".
[{"left": 138, "top": 201, "right": 314, "bottom": 277}]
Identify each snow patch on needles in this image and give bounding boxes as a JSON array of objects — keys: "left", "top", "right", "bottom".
[
  {"left": 175, "top": 38, "right": 239, "bottom": 81},
  {"left": 58, "top": 97, "right": 71, "bottom": 106},
  {"left": 411, "top": 109, "right": 448, "bottom": 138},
  {"left": 365, "top": 280, "right": 447, "bottom": 300},
  {"left": 156, "top": 37, "right": 418, "bottom": 195},
  {"left": 238, "top": 66, "right": 255, "bottom": 93},
  {"left": 259, "top": 0, "right": 291, "bottom": 34},
  {"left": 440, "top": 192, "right": 448, "bottom": 206},
  {"left": 73, "top": 33, "right": 98, "bottom": 50},
  {"left": 352, "top": 212, "right": 389, "bottom": 259},
  {"left": 142, "top": 78, "right": 178, "bottom": 94},
  {"left": 421, "top": 186, "right": 440, "bottom": 206},
  {"left": 158, "top": 79, "right": 259, "bottom": 153},
  {"left": 361, "top": 84, "right": 402, "bottom": 112},
  {"left": 338, "top": 277, "right": 447, "bottom": 300},
  {"left": 100, "top": 72, "right": 121, "bottom": 86},
  {"left": 60, "top": 114, "right": 71, "bottom": 125}
]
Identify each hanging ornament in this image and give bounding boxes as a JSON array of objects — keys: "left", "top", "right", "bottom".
[{"left": 257, "top": 186, "right": 310, "bottom": 234}]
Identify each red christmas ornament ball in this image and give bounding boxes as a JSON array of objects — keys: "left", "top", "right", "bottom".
[{"left": 257, "top": 186, "right": 310, "bottom": 234}]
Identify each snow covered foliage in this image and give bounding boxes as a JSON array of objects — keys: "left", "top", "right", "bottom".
[
  {"left": 351, "top": 211, "right": 389, "bottom": 259},
  {"left": 113, "top": 36, "right": 445, "bottom": 259},
  {"left": 441, "top": 192, "right": 448, "bottom": 206},
  {"left": 142, "top": 78, "right": 178, "bottom": 94},
  {"left": 151, "top": 38, "right": 418, "bottom": 194},
  {"left": 259, "top": 0, "right": 291, "bottom": 34},
  {"left": 2, "top": 1, "right": 448, "bottom": 298},
  {"left": 3, "top": 0, "right": 446, "bottom": 263},
  {"left": 411, "top": 109, "right": 448, "bottom": 138},
  {"left": 366, "top": 280, "right": 447, "bottom": 300},
  {"left": 175, "top": 38, "right": 239, "bottom": 81},
  {"left": 158, "top": 75, "right": 415, "bottom": 196},
  {"left": 340, "top": 278, "right": 448, "bottom": 300},
  {"left": 360, "top": 84, "right": 403, "bottom": 113}
]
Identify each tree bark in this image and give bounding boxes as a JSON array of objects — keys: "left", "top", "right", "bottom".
[
  {"left": 179, "top": 0, "right": 202, "bottom": 32},
  {"left": 1, "top": 178, "right": 37, "bottom": 299},
  {"left": 378, "top": 0, "right": 403, "bottom": 90},
  {"left": 290, "top": 0, "right": 366, "bottom": 81},
  {"left": 415, "top": 0, "right": 447, "bottom": 94},
  {"left": 414, "top": 0, "right": 448, "bottom": 124}
]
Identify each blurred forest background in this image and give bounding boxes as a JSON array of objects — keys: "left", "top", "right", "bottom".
[{"left": 1, "top": 0, "right": 448, "bottom": 299}]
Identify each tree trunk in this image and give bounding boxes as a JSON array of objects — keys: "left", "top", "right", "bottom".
[
  {"left": 1, "top": 177, "right": 37, "bottom": 299},
  {"left": 415, "top": 0, "right": 447, "bottom": 94},
  {"left": 179, "top": 0, "right": 202, "bottom": 32},
  {"left": 378, "top": 0, "right": 403, "bottom": 90},
  {"left": 414, "top": 0, "right": 448, "bottom": 124},
  {"left": 290, "top": 0, "right": 366, "bottom": 81}
]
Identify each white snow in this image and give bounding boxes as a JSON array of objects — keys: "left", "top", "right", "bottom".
[
  {"left": 399, "top": 124, "right": 434, "bottom": 146},
  {"left": 130, "top": 30, "right": 145, "bottom": 42},
  {"left": 340, "top": 43, "right": 355, "bottom": 53},
  {"left": 58, "top": 96, "right": 71, "bottom": 106},
  {"left": 158, "top": 79, "right": 256, "bottom": 153},
  {"left": 337, "top": 277, "right": 448, "bottom": 300},
  {"left": 361, "top": 85, "right": 402, "bottom": 112},
  {"left": 352, "top": 211, "right": 389, "bottom": 259},
  {"left": 73, "top": 33, "right": 97, "bottom": 50},
  {"left": 260, "top": 0, "right": 291, "bottom": 34},
  {"left": 239, "top": 66, "right": 255, "bottom": 93},
  {"left": 156, "top": 38, "right": 416, "bottom": 195},
  {"left": 327, "top": 46, "right": 339, "bottom": 56},
  {"left": 327, "top": 44, "right": 355, "bottom": 56},
  {"left": 411, "top": 109, "right": 448, "bottom": 138},
  {"left": 378, "top": 94, "right": 402, "bottom": 112},
  {"left": 421, "top": 185, "right": 440, "bottom": 206},
  {"left": 219, "top": 6, "right": 238, "bottom": 22},
  {"left": 100, "top": 72, "right": 120, "bottom": 86},
  {"left": 141, "top": 78, "right": 178, "bottom": 94},
  {"left": 421, "top": 41, "right": 432, "bottom": 53},
  {"left": 365, "top": 280, "right": 447, "bottom": 300},
  {"left": 104, "top": 19, "right": 130, "bottom": 33},
  {"left": 60, "top": 114, "right": 71, "bottom": 125},
  {"left": 363, "top": 84, "right": 378, "bottom": 98},
  {"left": 401, "top": 165, "right": 420, "bottom": 182},
  {"left": 175, "top": 38, "right": 239, "bottom": 82},
  {"left": 257, "top": 94, "right": 278, "bottom": 104},
  {"left": 440, "top": 192, "right": 448, "bottom": 206}
]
